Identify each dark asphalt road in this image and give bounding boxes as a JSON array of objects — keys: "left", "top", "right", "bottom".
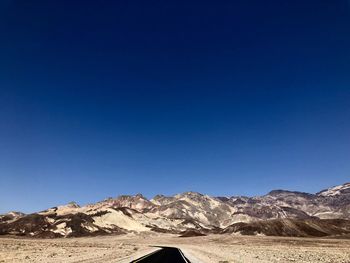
[{"left": 130, "top": 247, "right": 191, "bottom": 263}]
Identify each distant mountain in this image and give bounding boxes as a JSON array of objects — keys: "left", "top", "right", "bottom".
[
  {"left": 1, "top": 183, "right": 350, "bottom": 238},
  {"left": 317, "top": 182, "right": 350, "bottom": 197}
]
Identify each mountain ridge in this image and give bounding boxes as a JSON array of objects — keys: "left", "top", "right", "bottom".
[{"left": 1, "top": 182, "right": 349, "bottom": 238}]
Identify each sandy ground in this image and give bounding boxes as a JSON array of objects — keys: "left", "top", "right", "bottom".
[{"left": 1, "top": 233, "right": 350, "bottom": 263}]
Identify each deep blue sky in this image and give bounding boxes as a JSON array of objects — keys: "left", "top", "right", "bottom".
[{"left": 1, "top": 0, "right": 350, "bottom": 213}]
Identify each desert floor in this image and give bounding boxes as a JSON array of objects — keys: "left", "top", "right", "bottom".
[{"left": 1, "top": 233, "right": 350, "bottom": 263}]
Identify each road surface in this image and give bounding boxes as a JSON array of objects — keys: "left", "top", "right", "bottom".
[{"left": 130, "top": 247, "right": 191, "bottom": 263}]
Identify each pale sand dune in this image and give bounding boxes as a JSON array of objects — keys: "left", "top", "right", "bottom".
[{"left": 1, "top": 234, "right": 350, "bottom": 263}]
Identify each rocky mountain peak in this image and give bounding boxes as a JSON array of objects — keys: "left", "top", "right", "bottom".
[
  {"left": 317, "top": 182, "right": 350, "bottom": 197},
  {"left": 267, "top": 189, "right": 314, "bottom": 198},
  {"left": 134, "top": 193, "right": 146, "bottom": 199},
  {"left": 153, "top": 194, "right": 165, "bottom": 199},
  {"left": 175, "top": 191, "right": 204, "bottom": 199},
  {"left": 66, "top": 201, "right": 80, "bottom": 208}
]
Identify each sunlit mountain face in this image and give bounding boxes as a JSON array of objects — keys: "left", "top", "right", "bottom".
[{"left": 1, "top": 183, "right": 349, "bottom": 238}]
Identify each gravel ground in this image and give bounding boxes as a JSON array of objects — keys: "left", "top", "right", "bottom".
[{"left": 1, "top": 233, "right": 350, "bottom": 263}]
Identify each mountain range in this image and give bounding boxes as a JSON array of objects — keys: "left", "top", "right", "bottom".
[{"left": 1, "top": 182, "right": 350, "bottom": 238}]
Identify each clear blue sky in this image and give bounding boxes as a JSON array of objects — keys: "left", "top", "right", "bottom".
[{"left": 1, "top": 0, "right": 350, "bottom": 213}]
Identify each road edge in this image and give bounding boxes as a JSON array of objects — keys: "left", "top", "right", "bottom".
[
  {"left": 116, "top": 247, "right": 162, "bottom": 263},
  {"left": 180, "top": 248, "right": 204, "bottom": 263}
]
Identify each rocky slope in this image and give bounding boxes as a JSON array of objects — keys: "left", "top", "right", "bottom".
[
  {"left": 222, "top": 218, "right": 350, "bottom": 237},
  {"left": 0, "top": 182, "right": 349, "bottom": 238}
]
